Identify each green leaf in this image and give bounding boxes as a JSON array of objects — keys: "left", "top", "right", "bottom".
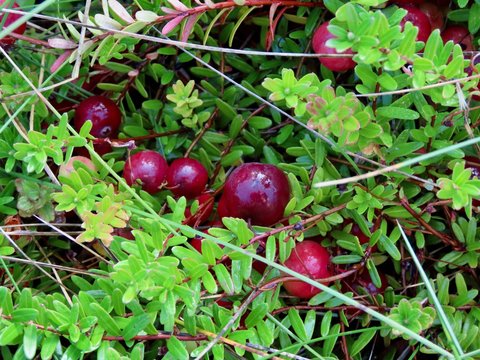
[
  {"left": 378, "top": 73, "right": 397, "bottom": 91},
  {"left": 244, "top": 303, "right": 268, "bottom": 328},
  {"left": 350, "top": 328, "right": 377, "bottom": 356},
  {"left": 321, "top": 311, "right": 332, "bottom": 337},
  {"left": 122, "top": 313, "right": 151, "bottom": 341},
  {"left": 213, "top": 264, "right": 234, "bottom": 295},
  {"left": 0, "top": 323, "right": 23, "bottom": 346},
  {"left": 40, "top": 333, "right": 59, "bottom": 360},
  {"left": 469, "top": 3, "right": 480, "bottom": 34},
  {"left": 376, "top": 106, "right": 419, "bottom": 120},
  {"left": 167, "top": 336, "right": 189, "bottom": 358},
  {"left": 11, "top": 309, "right": 38, "bottom": 323},
  {"left": 23, "top": 325, "right": 37, "bottom": 359},
  {"left": 379, "top": 234, "right": 401, "bottom": 261},
  {"left": 288, "top": 309, "right": 307, "bottom": 341},
  {"left": 90, "top": 303, "right": 122, "bottom": 336}
]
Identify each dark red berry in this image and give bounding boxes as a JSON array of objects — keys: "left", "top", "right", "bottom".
[
  {"left": 74, "top": 96, "right": 122, "bottom": 139},
  {"left": 219, "top": 163, "right": 290, "bottom": 226},
  {"left": 123, "top": 150, "right": 168, "bottom": 194},
  {"left": 283, "top": 240, "right": 332, "bottom": 299},
  {"left": 185, "top": 193, "right": 215, "bottom": 226},
  {"left": 113, "top": 227, "right": 135, "bottom": 240},
  {"left": 167, "top": 158, "right": 209, "bottom": 199},
  {"left": 312, "top": 21, "right": 356, "bottom": 72},
  {"left": 399, "top": 5, "right": 432, "bottom": 43},
  {"left": 217, "top": 195, "right": 229, "bottom": 219},
  {"left": 191, "top": 229, "right": 224, "bottom": 253},
  {"left": 0, "top": 0, "right": 27, "bottom": 46},
  {"left": 252, "top": 260, "right": 268, "bottom": 274},
  {"left": 441, "top": 26, "right": 474, "bottom": 52},
  {"left": 419, "top": 2, "right": 444, "bottom": 30}
]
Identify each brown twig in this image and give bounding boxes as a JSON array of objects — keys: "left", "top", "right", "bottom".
[
  {"left": 399, "top": 196, "right": 463, "bottom": 251},
  {"left": 184, "top": 109, "right": 218, "bottom": 157}
]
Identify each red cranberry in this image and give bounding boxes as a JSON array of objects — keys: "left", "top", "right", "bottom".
[
  {"left": 123, "top": 150, "right": 168, "bottom": 194},
  {"left": 184, "top": 193, "right": 215, "bottom": 226},
  {"left": 190, "top": 236, "right": 204, "bottom": 253},
  {"left": 113, "top": 227, "right": 135, "bottom": 240},
  {"left": 0, "top": 0, "right": 26, "bottom": 46},
  {"left": 419, "top": 2, "right": 444, "bottom": 30},
  {"left": 442, "top": 26, "right": 474, "bottom": 52},
  {"left": 283, "top": 240, "right": 332, "bottom": 299},
  {"left": 252, "top": 260, "right": 268, "bottom": 274},
  {"left": 399, "top": 5, "right": 432, "bottom": 43},
  {"left": 74, "top": 96, "right": 122, "bottom": 139},
  {"left": 191, "top": 228, "right": 224, "bottom": 253},
  {"left": 312, "top": 22, "right": 356, "bottom": 72},
  {"left": 217, "top": 195, "right": 229, "bottom": 219},
  {"left": 167, "top": 158, "right": 209, "bottom": 199},
  {"left": 219, "top": 163, "right": 291, "bottom": 226}
]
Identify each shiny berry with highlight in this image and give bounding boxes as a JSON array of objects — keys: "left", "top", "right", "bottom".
[
  {"left": 167, "top": 158, "right": 209, "bottom": 199},
  {"left": 283, "top": 240, "right": 332, "bottom": 299},
  {"left": 219, "top": 163, "right": 291, "bottom": 226},
  {"left": 123, "top": 150, "right": 168, "bottom": 194},
  {"left": 74, "top": 96, "right": 122, "bottom": 139},
  {"left": 312, "top": 21, "right": 356, "bottom": 72},
  {"left": 399, "top": 5, "right": 432, "bottom": 43}
]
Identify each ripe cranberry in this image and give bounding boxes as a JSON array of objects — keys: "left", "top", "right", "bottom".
[
  {"left": 399, "top": 5, "right": 432, "bottom": 43},
  {"left": 419, "top": 2, "right": 444, "bottom": 30},
  {"left": 190, "top": 235, "right": 204, "bottom": 253},
  {"left": 74, "top": 96, "right": 122, "bottom": 139},
  {"left": 166, "top": 158, "right": 209, "bottom": 199},
  {"left": 283, "top": 240, "right": 332, "bottom": 299},
  {"left": 312, "top": 22, "right": 356, "bottom": 72},
  {"left": 217, "top": 195, "right": 229, "bottom": 219},
  {"left": 191, "top": 228, "right": 224, "bottom": 253},
  {"left": 0, "top": 0, "right": 27, "bottom": 46},
  {"left": 184, "top": 193, "right": 214, "bottom": 225},
  {"left": 215, "top": 298, "right": 233, "bottom": 309},
  {"left": 123, "top": 150, "right": 168, "bottom": 194},
  {"left": 113, "top": 227, "right": 135, "bottom": 240},
  {"left": 252, "top": 260, "right": 268, "bottom": 274},
  {"left": 441, "top": 26, "right": 474, "bottom": 52},
  {"left": 219, "top": 163, "right": 290, "bottom": 226},
  {"left": 58, "top": 156, "right": 96, "bottom": 177}
]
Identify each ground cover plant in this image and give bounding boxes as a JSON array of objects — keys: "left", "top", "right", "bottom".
[{"left": 0, "top": 0, "right": 479, "bottom": 358}]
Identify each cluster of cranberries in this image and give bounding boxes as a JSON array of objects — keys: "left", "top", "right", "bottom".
[
  {"left": 312, "top": 0, "right": 474, "bottom": 72},
  {"left": 70, "top": 94, "right": 392, "bottom": 299}
]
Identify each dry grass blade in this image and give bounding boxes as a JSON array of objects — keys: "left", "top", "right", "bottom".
[
  {"left": 0, "top": 227, "right": 75, "bottom": 295},
  {"left": 0, "top": 255, "right": 105, "bottom": 276}
]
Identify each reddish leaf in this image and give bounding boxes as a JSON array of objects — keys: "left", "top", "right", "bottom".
[
  {"left": 162, "top": 15, "right": 186, "bottom": 35},
  {"left": 181, "top": 14, "right": 201, "bottom": 43}
]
